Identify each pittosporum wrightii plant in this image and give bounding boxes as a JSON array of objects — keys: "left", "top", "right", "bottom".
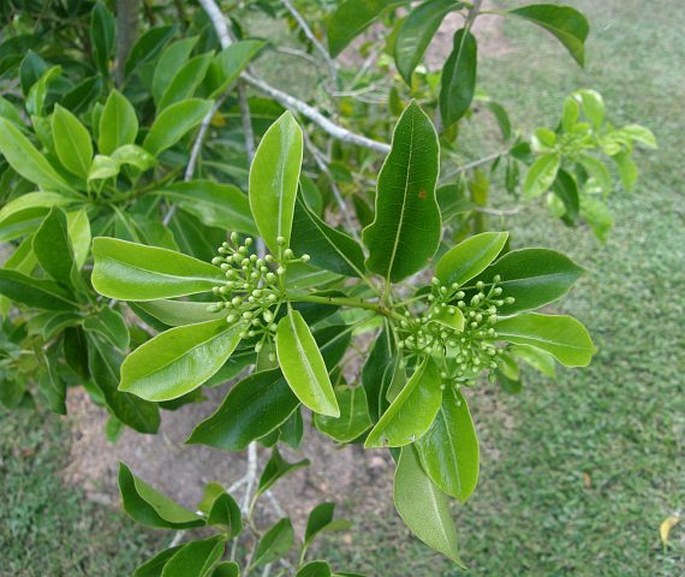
[{"left": 90, "top": 104, "right": 595, "bottom": 567}]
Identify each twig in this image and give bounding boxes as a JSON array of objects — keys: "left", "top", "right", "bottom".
[
  {"left": 170, "top": 530, "right": 185, "bottom": 547},
  {"left": 444, "top": 150, "right": 508, "bottom": 179},
  {"left": 280, "top": 0, "right": 337, "bottom": 84},
  {"left": 474, "top": 206, "right": 521, "bottom": 216},
  {"left": 302, "top": 132, "right": 360, "bottom": 240},
  {"left": 238, "top": 82, "right": 256, "bottom": 164},
  {"left": 264, "top": 490, "right": 287, "bottom": 518},
  {"left": 275, "top": 46, "right": 320, "bottom": 67},
  {"left": 198, "top": 0, "right": 390, "bottom": 154}
]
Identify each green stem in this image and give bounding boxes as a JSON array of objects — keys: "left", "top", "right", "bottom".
[{"left": 287, "top": 293, "right": 403, "bottom": 321}]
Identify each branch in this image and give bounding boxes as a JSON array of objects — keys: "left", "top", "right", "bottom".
[
  {"left": 197, "top": 0, "right": 390, "bottom": 154},
  {"left": 280, "top": 0, "right": 337, "bottom": 84}
]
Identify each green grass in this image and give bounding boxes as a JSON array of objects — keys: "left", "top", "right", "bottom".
[{"left": 0, "top": 410, "right": 164, "bottom": 577}]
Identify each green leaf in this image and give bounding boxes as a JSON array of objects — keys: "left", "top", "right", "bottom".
[
  {"left": 0, "top": 118, "right": 73, "bottom": 194},
  {"left": 362, "top": 327, "right": 395, "bottom": 421},
  {"left": 26, "top": 65, "right": 61, "bottom": 117},
  {"left": 495, "top": 312, "right": 595, "bottom": 367},
  {"left": 248, "top": 111, "right": 303, "bottom": 255},
  {"left": 314, "top": 386, "right": 372, "bottom": 443},
  {"left": 83, "top": 307, "right": 130, "bottom": 351},
  {"left": 365, "top": 358, "right": 443, "bottom": 448},
  {"left": 120, "top": 319, "right": 244, "bottom": 402},
  {"left": 187, "top": 369, "right": 299, "bottom": 450},
  {"left": 291, "top": 195, "right": 366, "bottom": 277},
  {"left": 552, "top": 168, "right": 579, "bottom": 222},
  {"left": 509, "top": 344, "right": 556, "bottom": 377},
  {"left": 297, "top": 562, "right": 332, "bottom": 577},
  {"left": 207, "top": 41, "right": 266, "bottom": 98},
  {"left": 395, "top": 0, "right": 461, "bottom": 84},
  {"left": 578, "top": 154, "right": 613, "bottom": 196},
  {"left": 87, "top": 333, "right": 161, "bottom": 433},
  {"left": 161, "top": 536, "right": 224, "bottom": 577},
  {"left": 253, "top": 518, "right": 294, "bottom": 568},
  {"left": 363, "top": 102, "right": 441, "bottom": 282},
  {"left": 0, "top": 95, "right": 25, "bottom": 125},
  {"left": 575, "top": 89, "right": 605, "bottom": 129},
  {"left": 118, "top": 462, "right": 205, "bottom": 529},
  {"left": 143, "top": 99, "right": 214, "bottom": 157},
  {"left": 152, "top": 36, "right": 200, "bottom": 105},
  {"left": 523, "top": 153, "right": 560, "bottom": 199},
  {"left": 91, "top": 237, "right": 225, "bottom": 301},
  {"left": 0, "top": 192, "right": 74, "bottom": 243},
  {"left": 276, "top": 308, "right": 339, "bottom": 417},
  {"left": 613, "top": 151, "right": 638, "bottom": 192},
  {"left": 88, "top": 154, "right": 120, "bottom": 181},
  {"left": 328, "top": 0, "right": 403, "bottom": 57},
  {"left": 51, "top": 104, "right": 93, "bottom": 179},
  {"left": 125, "top": 25, "right": 175, "bottom": 78},
  {"left": 158, "top": 180, "right": 257, "bottom": 235},
  {"left": 257, "top": 447, "right": 310, "bottom": 497},
  {"left": 439, "top": 28, "right": 477, "bottom": 127},
  {"left": 474, "top": 248, "right": 584, "bottom": 315},
  {"left": 206, "top": 493, "right": 242, "bottom": 537},
  {"left": 132, "top": 299, "right": 226, "bottom": 327},
  {"left": 509, "top": 4, "right": 589, "bottom": 66},
  {"left": 211, "top": 562, "right": 240, "bottom": 577},
  {"left": 415, "top": 388, "right": 478, "bottom": 501},
  {"left": 0, "top": 269, "right": 77, "bottom": 311},
  {"left": 91, "top": 2, "right": 115, "bottom": 75},
  {"left": 67, "top": 209, "right": 91, "bottom": 269},
  {"left": 111, "top": 144, "right": 157, "bottom": 172},
  {"left": 620, "top": 124, "right": 658, "bottom": 149},
  {"left": 435, "top": 231, "right": 508, "bottom": 287},
  {"left": 305, "top": 503, "right": 337, "bottom": 545},
  {"left": 33, "top": 206, "right": 78, "bottom": 289},
  {"left": 98, "top": 90, "right": 139, "bottom": 155},
  {"left": 158, "top": 52, "right": 214, "bottom": 111},
  {"left": 133, "top": 547, "right": 182, "bottom": 577},
  {"left": 394, "top": 446, "right": 462, "bottom": 564}
]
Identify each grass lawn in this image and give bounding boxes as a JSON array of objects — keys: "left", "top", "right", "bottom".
[{"left": 1, "top": 0, "right": 682, "bottom": 575}]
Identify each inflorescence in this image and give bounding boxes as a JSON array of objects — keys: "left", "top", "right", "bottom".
[{"left": 209, "top": 233, "right": 309, "bottom": 349}]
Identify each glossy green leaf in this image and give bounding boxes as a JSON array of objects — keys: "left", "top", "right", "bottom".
[
  {"left": 91, "top": 2, "right": 115, "bottom": 75},
  {"left": 143, "top": 99, "right": 214, "bottom": 157},
  {"left": 395, "top": 0, "right": 462, "bottom": 84},
  {"left": 276, "top": 308, "right": 339, "bottom": 417},
  {"left": 253, "top": 518, "right": 294, "bottom": 568},
  {"left": 365, "top": 358, "right": 442, "bottom": 448},
  {"left": 394, "top": 446, "right": 462, "bottom": 564},
  {"left": 509, "top": 4, "right": 589, "bottom": 66},
  {"left": 51, "top": 104, "right": 93, "bottom": 179},
  {"left": 158, "top": 53, "right": 214, "bottom": 111},
  {"left": 510, "top": 344, "right": 556, "bottom": 377},
  {"left": 118, "top": 462, "right": 205, "bottom": 529},
  {"left": 435, "top": 231, "right": 508, "bottom": 287},
  {"left": 0, "top": 269, "right": 77, "bottom": 311},
  {"left": 120, "top": 319, "right": 244, "bottom": 402},
  {"left": 159, "top": 180, "right": 257, "bottom": 235},
  {"left": 207, "top": 493, "right": 242, "bottom": 537},
  {"left": 0, "top": 192, "right": 73, "bottom": 243},
  {"left": 474, "top": 248, "right": 584, "bottom": 315},
  {"left": 91, "top": 237, "right": 224, "bottom": 300},
  {"left": 314, "top": 386, "right": 372, "bottom": 443},
  {"left": 88, "top": 154, "right": 120, "bottom": 181},
  {"left": 87, "top": 333, "right": 160, "bottom": 434},
  {"left": 578, "top": 154, "right": 613, "bottom": 196},
  {"left": 133, "top": 300, "right": 226, "bottom": 327},
  {"left": 416, "top": 388, "right": 478, "bottom": 501},
  {"left": 328, "top": 0, "right": 403, "bottom": 57},
  {"left": 83, "top": 307, "right": 130, "bottom": 351},
  {"left": 363, "top": 102, "right": 441, "bottom": 282},
  {"left": 248, "top": 111, "right": 303, "bottom": 255},
  {"left": 523, "top": 152, "right": 560, "bottom": 199},
  {"left": 32, "top": 207, "right": 77, "bottom": 287},
  {"left": 26, "top": 65, "right": 61, "bottom": 117},
  {"left": 211, "top": 563, "right": 240, "bottom": 577},
  {"left": 66, "top": 209, "right": 91, "bottom": 269},
  {"left": 133, "top": 547, "right": 181, "bottom": 577},
  {"left": 208, "top": 41, "right": 266, "bottom": 98},
  {"left": 0, "top": 118, "right": 73, "bottom": 194},
  {"left": 161, "top": 536, "right": 224, "bottom": 577},
  {"left": 305, "top": 503, "right": 335, "bottom": 544},
  {"left": 439, "top": 28, "right": 477, "bottom": 127},
  {"left": 125, "top": 25, "right": 175, "bottom": 77},
  {"left": 297, "top": 562, "right": 332, "bottom": 577},
  {"left": 0, "top": 95, "right": 25, "bottom": 125},
  {"left": 98, "top": 90, "right": 139, "bottom": 155},
  {"left": 187, "top": 369, "right": 299, "bottom": 450},
  {"left": 257, "top": 447, "right": 310, "bottom": 497},
  {"left": 620, "top": 124, "right": 658, "bottom": 149},
  {"left": 111, "top": 144, "right": 156, "bottom": 172},
  {"left": 152, "top": 36, "right": 200, "bottom": 105},
  {"left": 552, "top": 168, "right": 579, "bottom": 222},
  {"left": 575, "top": 89, "right": 605, "bottom": 129},
  {"left": 496, "top": 313, "right": 595, "bottom": 367},
  {"left": 290, "top": 195, "right": 366, "bottom": 277},
  {"left": 362, "top": 328, "right": 395, "bottom": 421}
]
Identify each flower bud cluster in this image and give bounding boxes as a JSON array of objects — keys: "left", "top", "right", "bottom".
[
  {"left": 396, "top": 275, "right": 515, "bottom": 382},
  {"left": 208, "top": 233, "right": 309, "bottom": 342}
]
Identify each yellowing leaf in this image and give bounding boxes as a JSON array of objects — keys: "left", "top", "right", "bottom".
[{"left": 660, "top": 515, "right": 681, "bottom": 547}]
